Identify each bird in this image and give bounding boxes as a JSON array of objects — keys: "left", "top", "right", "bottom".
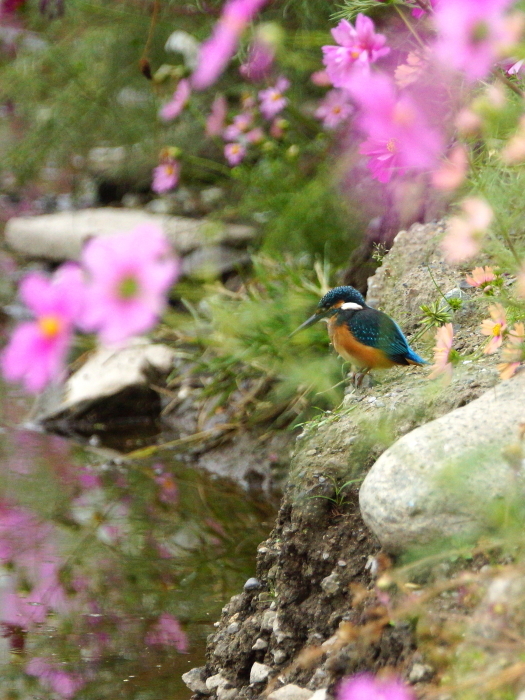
[{"left": 292, "top": 285, "right": 427, "bottom": 375}]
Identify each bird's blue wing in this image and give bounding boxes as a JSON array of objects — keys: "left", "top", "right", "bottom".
[{"left": 347, "top": 309, "right": 423, "bottom": 365}]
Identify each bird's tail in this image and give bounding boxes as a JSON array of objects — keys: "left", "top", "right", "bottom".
[{"left": 406, "top": 348, "right": 429, "bottom": 365}]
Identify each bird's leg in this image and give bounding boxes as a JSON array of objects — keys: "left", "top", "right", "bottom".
[{"left": 352, "top": 367, "right": 372, "bottom": 389}]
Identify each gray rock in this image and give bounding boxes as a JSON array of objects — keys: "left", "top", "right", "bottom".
[
  {"left": 181, "top": 667, "right": 211, "bottom": 695},
  {"left": 250, "top": 662, "right": 272, "bottom": 684},
  {"left": 320, "top": 572, "right": 340, "bottom": 595},
  {"left": 206, "top": 674, "right": 225, "bottom": 691},
  {"left": 359, "top": 372, "right": 525, "bottom": 553},
  {"left": 217, "top": 687, "right": 239, "bottom": 700},
  {"left": 309, "top": 690, "right": 328, "bottom": 700},
  {"left": 261, "top": 609, "right": 277, "bottom": 631},
  {"left": 226, "top": 622, "right": 240, "bottom": 634},
  {"left": 34, "top": 341, "right": 175, "bottom": 426},
  {"left": 267, "top": 685, "right": 314, "bottom": 700},
  {"left": 244, "top": 577, "right": 261, "bottom": 592},
  {"left": 273, "top": 649, "right": 288, "bottom": 664},
  {"left": 408, "top": 663, "right": 434, "bottom": 683},
  {"left": 181, "top": 245, "right": 251, "bottom": 279},
  {"left": 4, "top": 208, "right": 255, "bottom": 262},
  {"left": 252, "top": 637, "right": 268, "bottom": 650}
]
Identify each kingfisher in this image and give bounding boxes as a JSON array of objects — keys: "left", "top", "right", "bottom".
[{"left": 292, "top": 286, "right": 427, "bottom": 373}]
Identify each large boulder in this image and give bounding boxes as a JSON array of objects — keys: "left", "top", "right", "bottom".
[
  {"left": 4, "top": 208, "right": 255, "bottom": 262},
  {"left": 359, "top": 371, "right": 525, "bottom": 553}
]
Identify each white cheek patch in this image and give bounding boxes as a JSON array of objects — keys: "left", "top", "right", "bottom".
[{"left": 340, "top": 302, "right": 363, "bottom": 311}]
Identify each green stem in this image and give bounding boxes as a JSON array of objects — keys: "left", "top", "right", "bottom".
[
  {"left": 394, "top": 5, "right": 426, "bottom": 50},
  {"left": 183, "top": 153, "right": 232, "bottom": 177},
  {"left": 426, "top": 264, "right": 452, "bottom": 306}
]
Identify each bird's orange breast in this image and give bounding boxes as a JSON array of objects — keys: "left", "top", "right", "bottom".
[{"left": 328, "top": 319, "right": 396, "bottom": 369}]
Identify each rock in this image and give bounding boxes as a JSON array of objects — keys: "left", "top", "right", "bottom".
[
  {"left": 408, "top": 663, "right": 434, "bottom": 683},
  {"left": 243, "top": 577, "right": 261, "bottom": 592},
  {"left": 217, "top": 687, "right": 238, "bottom": 700},
  {"left": 252, "top": 637, "right": 268, "bottom": 650},
  {"left": 320, "top": 572, "right": 340, "bottom": 595},
  {"left": 34, "top": 341, "right": 175, "bottom": 433},
  {"left": 205, "top": 674, "right": 225, "bottom": 691},
  {"left": 181, "top": 667, "right": 211, "bottom": 695},
  {"left": 226, "top": 622, "right": 240, "bottom": 634},
  {"left": 273, "top": 649, "right": 287, "bottom": 664},
  {"left": 4, "top": 208, "right": 255, "bottom": 262},
  {"left": 181, "top": 245, "right": 251, "bottom": 279},
  {"left": 267, "top": 685, "right": 315, "bottom": 700},
  {"left": 260, "top": 609, "right": 277, "bottom": 631},
  {"left": 250, "top": 662, "right": 272, "bottom": 684},
  {"left": 359, "top": 372, "right": 525, "bottom": 553},
  {"left": 309, "top": 690, "right": 328, "bottom": 700}
]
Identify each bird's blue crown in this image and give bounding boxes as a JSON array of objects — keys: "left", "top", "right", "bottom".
[{"left": 317, "top": 286, "right": 367, "bottom": 311}]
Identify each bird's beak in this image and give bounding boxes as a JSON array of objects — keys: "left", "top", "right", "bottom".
[{"left": 289, "top": 311, "right": 324, "bottom": 337}]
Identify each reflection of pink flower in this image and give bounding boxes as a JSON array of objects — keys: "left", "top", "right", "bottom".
[
  {"left": 191, "top": 0, "right": 268, "bottom": 90},
  {"left": 315, "top": 89, "right": 353, "bottom": 129},
  {"left": 27, "top": 658, "right": 83, "bottom": 699},
  {"left": 206, "top": 94, "right": 228, "bottom": 137},
  {"left": 240, "top": 37, "right": 274, "bottom": 81},
  {"left": 441, "top": 197, "right": 493, "bottom": 264},
  {"left": 152, "top": 159, "right": 180, "bottom": 193},
  {"left": 322, "top": 15, "right": 389, "bottom": 88},
  {"left": 481, "top": 303, "right": 507, "bottom": 354},
  {"left": 337, "top": 673, "right": 414, "bottom": 700},
  {"left": 146, "top": 613, "right": 188, "bottom": 653},
  {"left": 258, "top": 76, "right": 290, "bottom": 119},
  {"left": 224, "top": 142, "right": 246, "bottom": 165},
  {"left": 428, "top": 323, "right": 455, "bottom": 382},
  {"left": 2, "top": 264, "right": 84, "bottom": 392},
  {"left": 80, "top": 225, "right": 179, "bottom": 345},
  {"left": 466, "top": 266, "right": 496, "bottom": 287},
  {"left": 434, "top": 0, "right": 515, "bottom": 81},
  {"left": 159, "top": 79, "right": 191, "bottom": 121},
  {"left": 350, "top": 72, "right": 443, "bottom": 182}
]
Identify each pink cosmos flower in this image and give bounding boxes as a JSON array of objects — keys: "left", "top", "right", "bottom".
[
  {"left": 394, "top": 49, "right": 429, "bottom": 88},
  {"left": 315, "top": 89, "right": 354, "bottom": 129},
  {"left": 224, "top": 142, "right": 246, "bottom": 165},
  {"left": 145, "top": 613, "right": 188, "bottom": 652},
  {"left": 466, "top": 266, "right": 496, "bottom": 287},
  {"left": 159, "top": 79, "right": 191, "bottom": 121},
  {"left": 434, "top": 0, "right": 515, "bottom": 81},
  {"left": 441, "top": 197, "right": 493, "bottom": 264},
  {"left": 481, "top": 302, "right": 507, "bottom": 354},
  {"left": 428, "top": 323, "right": 455, "bottom": 382},
  {"left": 223, "top": 111, "right": 253, "bottom": 140},
  {"left": 349, "top": 72, "right": 443, "bottom": 182},
  {"left": 79, "top": 224, "right": 179, "bottom": 346},
  {"left": 258, "top": 76, "right": 290, "bottom": 119},
  {"left": 240, "top": 37, "right": 274, "bottom": 82},
  {"left": 191, "top": 0, "right": 268, "bottom": 90},
  {"left": 245, "top": 127, "right": 264, "bottom": 143},
  {"left": 206, "top": 94, "right": 228, "bottom": 137},
  {"left": 432, "top": 144, "right": 468, "bottom": 191},
  {"left": 322, "top": 15, "right": 390, "bottom": 89},
  {"left": 26, "top": 658, "right": 83, "bottom": 699},
  {"left": 152, "top": 159, "right": 180, "bottom": 193},
  {"left": 337, "top": 673, "right": 414, "bottom": 700},
  {"left": 2, "top": 264, "right": 84, "bottom": 392},
  {"left": 498, "top": 322, "right": 525, "bottom": 379}
]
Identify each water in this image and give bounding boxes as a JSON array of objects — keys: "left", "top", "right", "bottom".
[{"left": 0, "top": 382, "right": 277, "bottom": 698}]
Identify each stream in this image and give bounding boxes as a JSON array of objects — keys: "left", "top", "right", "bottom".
[{"left": 0, "top": 378, "right": 277, "bottom": 698}]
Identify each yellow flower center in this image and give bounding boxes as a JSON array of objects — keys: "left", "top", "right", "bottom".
[
  {"left": 350, "top": 49, "right": 360, "bottom": 59},
  {"left": 38, "top": 315, "right": 62, "bottom": 339},
  {"left": 332, "top": 106, "right": 342, "bottom": 114},
  {"left": 387, "top": 138, "right": 397, "bottom": 153},
  {"left": 271, "top": 92, "right": 282, "bottom": 101},
  {"left": 492, "top": 323, "right": 502, "bottom": 337}
]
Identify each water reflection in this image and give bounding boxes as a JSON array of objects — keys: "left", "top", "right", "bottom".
[{"left": 0, "top": 383, "right": 276, "bottom": 698}]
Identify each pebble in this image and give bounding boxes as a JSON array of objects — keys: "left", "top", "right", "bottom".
[
  {"left": 252, "top": 638, "right": 268, "bottom": 650},
  {"left": 261, "top": 610, "right": 277, "bottom": 631},
  {"left": 267, "top": 684, "right": 315, "bottom": 700},
  {"left": 206, "top": 674, "right": 225, "bottom": 691},
  {"left": 217, "top": 687, "right": 238, "bottom": 700},
  {"left": 244, "top": 577, "right": 262, "bottom": 592},
  {"left": 320, "top": 572, "right": 340, "bottom": 595},
  {"left": 250, "top": 662, "right": 272, "bottom": 684},
  {"left": 273, "top": 649, "right": 288, "bottom": 664},
  {"left": 337, "top": 560, "right": 347, "bottom": 567},
  {"left": 181, "top": 667, "right": 211, "bottom": 695},
  {"left": 227, "top": 622, "right": 240, "bottom": 635},
  {"left": 309, "top": 691, "right": 328, "bottom": 700},
  {"left": 408, "top": 663, "right": 434, "bottom": 683}
]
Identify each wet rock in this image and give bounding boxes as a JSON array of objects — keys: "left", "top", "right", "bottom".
[
  {"left": 181, "top": 667, "right": 211, "bottom": 695},
  {"left": 4, "top": 208, "right": 255, "bottom": 262},
  {"left": 359, "top": 371, "right": 525, "bottom": 553},
  {"left": 267, "top": 685, "right": 315, "bottom": 700},
  {"left": 250, "top": 662, "right": 272, "bottom": 684},
  {"left": 35, "top": 341, "right": 175, "bottom": 435}
]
